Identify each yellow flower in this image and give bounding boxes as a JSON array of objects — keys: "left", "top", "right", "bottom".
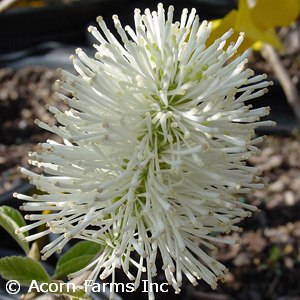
[
  {"left": 207, "top": 0, "right": 300, "bottom": 51},
  {"left": 12, "top": 0, "right": 45, "bottom": 8}
]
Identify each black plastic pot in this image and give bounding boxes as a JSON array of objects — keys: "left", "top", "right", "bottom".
[
  {"left": 0, "top": 0, "right": 236, "bottom": 55},
  {"left": 0, "top": 0, "right": 125, "bottom": 54},
  {"left": 0, "top": 42, "right": 93, "bottom": 71}
]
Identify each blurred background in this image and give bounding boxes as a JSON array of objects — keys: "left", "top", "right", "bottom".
[{"left": 0, "top": 0, "right": 300, "bottom": 300}]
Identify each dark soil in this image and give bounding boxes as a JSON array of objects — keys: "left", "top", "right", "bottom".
[{"left": 0, "top": 67, "right": 65, "bottom": 194}]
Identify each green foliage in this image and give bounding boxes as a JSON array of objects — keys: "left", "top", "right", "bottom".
[
  {"left": 0, "top": 206, "right": 29, "bottom": 253},
  {"left": 0, "top": 256, "right": 50, "bottom": 286},
  {"left": 0, "top": 206, "right": 100, "bottom": 298},
  {"left": 54, "top": 241, "right": 101, "bottom": 279}
]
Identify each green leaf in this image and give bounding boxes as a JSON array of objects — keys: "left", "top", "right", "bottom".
[
  {"left": 0, "top": 206, "right": 27, "bottom": 231},
  {"left": 0, "top": 206, "right": 29, "bottom": 254},
  {"left": 0, "top": 256, "right": 50, "bottom": 286},
  {"left": 51, "top": 280, "right": 91, "bottom": 300},
  {"left": 54, "top": 241, "right": 101, "bottom": 279}
]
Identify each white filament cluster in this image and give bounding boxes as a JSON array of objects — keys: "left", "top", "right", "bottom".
[{"left": 15, "top": 3, "right": 274, "bottom": 299}]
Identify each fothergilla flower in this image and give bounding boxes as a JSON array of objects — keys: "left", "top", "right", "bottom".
[{"left": 15, "top": 3, "right": 275, "bottom": 299}]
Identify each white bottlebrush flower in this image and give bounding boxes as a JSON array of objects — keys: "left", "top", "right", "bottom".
[{"left": 15, "top": 3, "right": 274, "bottom": 299}]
